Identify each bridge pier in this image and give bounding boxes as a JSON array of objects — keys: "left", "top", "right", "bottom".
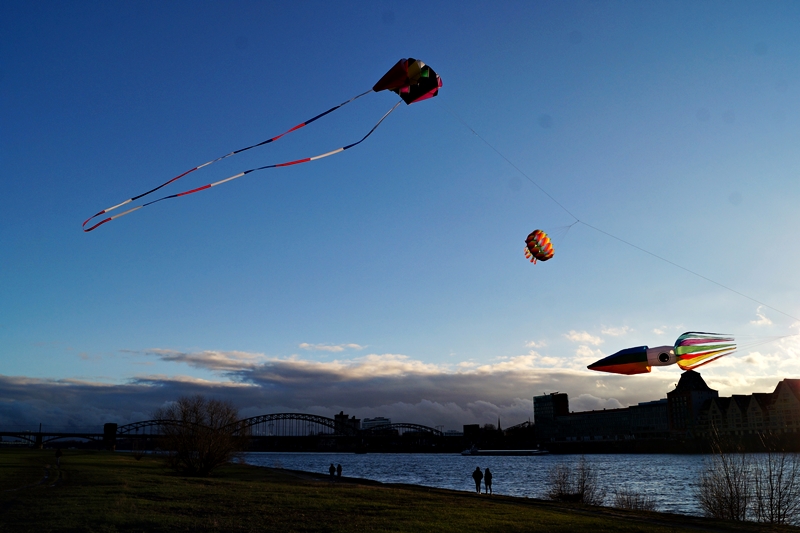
[{"left": 103, "top": 423, "right": 117, "bottom": 451}]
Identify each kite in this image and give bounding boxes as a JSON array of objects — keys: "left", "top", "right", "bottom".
[
  {"left": 83, "top": 58, "right": 442, "bottom": 232},
  {"left": 587, "top": 332, "right": 736, "bottom": 375},
  {"left": 524, "top": 229, "right": 554, "bottom": 263}
]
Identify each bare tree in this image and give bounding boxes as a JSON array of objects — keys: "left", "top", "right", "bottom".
[
  {"left": 546, "top": 456, "right": 606, "bottom": 505},
  {"left": 613, "top": 486, "right": 657, "bottom": 511},
  {"left": 695, "top": 429, "right": 751, "bottom": 521},
  {"left": 153, "top": 395, "right": 247, "bottom": 476},
  {"left": 752, "top": 448, "right": 800, "bottom": 525},
  {"left": 696, "top": 450, "right": 752, "bottom": 520},
  {"left": 696, "top": 430, "right": 800, "bottom": 525}
]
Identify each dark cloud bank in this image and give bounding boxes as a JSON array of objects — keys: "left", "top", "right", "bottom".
[{"left": 0, "top": 350, "right": 687, "bottom": 432}]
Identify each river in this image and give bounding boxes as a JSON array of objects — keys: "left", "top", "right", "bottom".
[{"left": 243, "top": 452, "right": 708, "bottom": 516}]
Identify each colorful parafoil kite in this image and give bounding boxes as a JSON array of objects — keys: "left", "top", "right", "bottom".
[
  {"left": 372, "top": 58, "right": 443, "bottom": 105},
  {"left": 83, "top": 58, "right": 442, "bottom": 232},
  {"left": 587, "top": 332, "right": 736, "bottom": 375},
  {"left": 524, "top": 229, "right": 554, "bottom": 263}
]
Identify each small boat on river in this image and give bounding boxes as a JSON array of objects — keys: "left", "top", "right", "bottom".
[{"left": 461, "top": 447, "right": 548, "bottom": 456}]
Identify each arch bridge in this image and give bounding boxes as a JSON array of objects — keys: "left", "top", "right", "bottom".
[
  {"left": 117, "top": 419, "right": 184, "bottom": 436},
  {"left": 0, "top": 429, "right": 105, "bottom": 446},
  {"left": 1, "top": 413, "right": 446, "bottom": 447},
  {"left": 233, "top": 413, "right": 357, "bottom": 437},
  {"left": 362, "top": 423, "right": 443, "bottom": 437}
]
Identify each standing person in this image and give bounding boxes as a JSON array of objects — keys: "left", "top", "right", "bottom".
[
  {"left": 329, "top": 463, "right": 336, "bottom": 478},
  {"left": 472, "top": 467, "right": 483, "bottom": 494},
  {"left": 484, "top": 468, "right": 493, "bottom": 494},
  {"left": 336, "top": 464, "right": 342, "bottom": 478},
  {"left": 55, "top": 448, "right": 62, "bottom": 468}
]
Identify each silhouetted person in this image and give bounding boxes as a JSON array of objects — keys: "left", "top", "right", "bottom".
[
  {"left": 336, "top": 464, "right": 342, "bottom": 478},
  {"left": 484, "top": 468, "right": 492, "bottom": 494},
  {"left": 329, "top": 463, "right": 336, "bottom": 478},
  {"left": 472, "top": 467, "right": 483, "bottom": 493},
  {"left": 55, "top": 448, "right": 62, "bottom": 468}
]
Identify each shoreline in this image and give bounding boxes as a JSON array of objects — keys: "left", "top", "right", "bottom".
[{"left": 258, "top": 464, "right": 792, "bottom": 533}]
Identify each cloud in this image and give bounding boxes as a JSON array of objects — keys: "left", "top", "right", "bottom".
[
  {"left": 750, "top": 306, "right": 773, "bottom": 326},
  {"left": 570, "top": 393, "right": 624, "bottom": 412},
  {"left": 5, "top": 333, "right": 800, "bottom": 433},
  {"left": 144, "top": 349, "right": 266, "bottom": 371},
  {"left": 0, "top": 348, "right": 682, "bottom": 430},
  {"left": 601, "top": 326, "right": 630, "bottom": 337},
  {"left": 298, "top": 343, "right": 365, "bottom": 352},
  {"left": 564, "top": 330, "right": 603, "bottom": 346},
  {"left": 652, "top": 325, "right": 684, "bottom": 336},
  {"left": 525, "top": 340, "right": 545, "bottom": 348},
  {"left": 130, "top": 374, "right": 257, "bottom": 387},
  {"left": 574, "top": 345, "right": 605, "bottom": 365}
]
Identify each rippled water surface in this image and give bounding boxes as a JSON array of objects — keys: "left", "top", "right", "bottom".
[{"left": 244, "top": 452, "right": 707, "bottom": 516}]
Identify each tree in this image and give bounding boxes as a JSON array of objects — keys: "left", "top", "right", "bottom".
[
  {"left": 153, "top": 395, "right": 247, "bottom": 476},
  {"left": 751, "top": 435, "right": 800, "bottom": 525},
  {"left": 695, "top": 440, "right": 751, "bottom": 521},
  {"left": 695, "top": 430, "right": 800, "bottom": 525},
  {"left": 546, "top": 456, "right": 606, "bottom": 505},
  {"left": 613, "top": 486, "right": 657, "bottom": 511}
]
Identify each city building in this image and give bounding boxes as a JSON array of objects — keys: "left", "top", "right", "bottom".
[
  {"left": 666, "top": 370, "right": 718, "bottom": 433},
  {"left": 533, "top": 371, "right": 711, "bottom": 444},
  {"left": 333, "top": 411, "right": 360, "bottom": 434},
  {"left": 694, "top": 378, "right": 800, "bottom": 439},
  {"left": 533, "top": 392, "right": 569, "bottom": 425},
  {"left": 361, "top": 417, "right": 391, "bottom": 430},
  {"left": 533, "top": 373, "right": 800, "bottom": 451}
]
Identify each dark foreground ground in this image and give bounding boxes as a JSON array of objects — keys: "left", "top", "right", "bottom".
[{"left": 1, "top": 449, "right": 797, "bottom": 532}]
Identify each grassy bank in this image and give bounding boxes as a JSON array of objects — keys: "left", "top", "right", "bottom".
[{"left": 1, "top": 449, "right": 796, "bottom": 532}]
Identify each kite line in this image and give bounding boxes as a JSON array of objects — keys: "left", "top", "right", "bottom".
[{"left": 436, "top": 100, "right": 800, "bottom": 324}]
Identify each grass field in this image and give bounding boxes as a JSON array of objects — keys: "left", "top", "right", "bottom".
[{"left": 1, "top": 448, "right": 796, "bottom": 532}]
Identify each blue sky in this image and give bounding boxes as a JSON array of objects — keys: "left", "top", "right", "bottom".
[{"left": 2, "top": 1, "right": 800, "bottom": 431}]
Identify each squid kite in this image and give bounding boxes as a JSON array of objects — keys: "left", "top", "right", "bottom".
[
  {"left": 83, "top": 58, "right": 442, "bottom": 232},
  {"left": 524, "top": 229, "right": 554, "bottom": 263},
  {"left": 587, "top": 332, "right": 736, "bottom": 375}
]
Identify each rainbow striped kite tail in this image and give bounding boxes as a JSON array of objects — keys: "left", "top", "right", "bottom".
[{"left": 673, "top": 331, "right": 736, "bottom": 370}]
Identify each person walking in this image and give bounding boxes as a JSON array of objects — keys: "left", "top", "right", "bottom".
[
  {"left": 329, "top": 463, "right": 336, "bottom": 478},
  {"left": 55, "top": 448, "right": 63, "bottom": 468},
  {"left": 336, "top": 464, "right": 342, "bottom": 478},
  {"left": 472, "top": 467, "right": 483, "bottom": 494},
  {"left": 484, "top": 468, "right": 493, "bottom": 494}
]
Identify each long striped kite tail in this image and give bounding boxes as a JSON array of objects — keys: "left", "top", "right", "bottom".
[
  {"left": 674, "top": 331, "right": 736, "bottom": 370},
  {"left": 82, "top": 90, "right": 372, "bottom": 232},
  {"left": 86, "top": 101, "right": 402, "bottom": 229}
]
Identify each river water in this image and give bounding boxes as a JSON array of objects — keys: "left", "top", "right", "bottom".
[{"left": 243, "top": 452, "right": 708, "bottom": 516}]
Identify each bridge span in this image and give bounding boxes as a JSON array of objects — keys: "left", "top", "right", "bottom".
[{"left": 0, "top": 413, "right": 447, "bottom": 449}]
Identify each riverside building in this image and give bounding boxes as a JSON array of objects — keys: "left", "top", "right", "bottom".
[
  {"left": 533, "top": 371, "right": 800, "bottom": 451},
  {"left": 361, "top": 417, "right": 392, "bottom": 430}
]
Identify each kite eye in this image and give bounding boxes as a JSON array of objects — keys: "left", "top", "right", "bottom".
[{"left": 658, "top": 352, "right": 670, "bottom": 363}]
